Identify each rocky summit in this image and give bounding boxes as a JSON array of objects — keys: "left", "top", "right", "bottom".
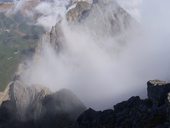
[
  {"left": 77, "top": 80, "right": 170, "bottom": 128},
  {"left": 0, "top": 80, "right": 170, "bottom": 128}
]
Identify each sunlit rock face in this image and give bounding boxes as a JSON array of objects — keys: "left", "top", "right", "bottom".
[
  {"left": 0, "top": 79, "right": 50, "bottom": 120},
  {"left": 67, "top": 0, "right": 133, "bottom": 33},
  {"left": 66, "top": 1, "right": 92, "bottom": 22}
]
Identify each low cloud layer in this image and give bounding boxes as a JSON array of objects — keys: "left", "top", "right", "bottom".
[{"left": 11, "top": 0, "right": 170, "bottom": 110}]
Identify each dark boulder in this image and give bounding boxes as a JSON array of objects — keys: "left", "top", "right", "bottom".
[
  {"left": 77, "top": 83, "right": 170, "bottom": 128},
  {"left": 147, "top": 80, "right": 170, "bottom": 106},
  {"left": 42, "top": 89, "right": 86, "bottom": 120},
  {"left": 77, "top": 108, "right": 115, "bottom": 128},
  {"left": 113, "top": 96, "right": 167, "bottom": 128}
]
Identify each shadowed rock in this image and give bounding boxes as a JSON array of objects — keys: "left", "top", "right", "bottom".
[
  {"left": 0, "top": 80, "right": 50, "bottom": 121},
  {"left": 49, "top": 23, "right": 66, "bottom": 52},
  {"left": 77, "top": 81, "right": 170, "bottom": 128},
  {"left": 147, "top": 80, "right": 170, "bottom": 106},
  {"left": 42, "top": 89, "right": 86, "bottom": 120},
  {"left": 0, "top": 80, "right": 170, "bottom": 127}
]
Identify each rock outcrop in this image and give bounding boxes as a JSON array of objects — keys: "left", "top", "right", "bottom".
[
  {"left": 147, "top": 80, "right": 170, "bottom": 106},
  {"left": 0, "top": 78, "right": 86, "bottom": 128},
  {"left": 77, "top": 80, "right": 170, "bottom": 128},
  {"left": 0, "top": 79, "right": 51, "bottom": 120}
]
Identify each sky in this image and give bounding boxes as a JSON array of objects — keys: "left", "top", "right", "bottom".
[{"left": 141, "top": 0, "right": 170, "bottom": 26}]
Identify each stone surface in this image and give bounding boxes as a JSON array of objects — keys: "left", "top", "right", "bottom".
[{"left": 67, "top": 1, "right": 92, "bottom": 22}]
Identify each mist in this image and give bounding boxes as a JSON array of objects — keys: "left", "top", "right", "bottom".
[{"left": 12, "top": 0, "right": 170, "bottom": 110}]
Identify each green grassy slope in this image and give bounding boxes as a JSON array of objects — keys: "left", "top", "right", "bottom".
[{"left": 0, "top": 13, "right": 44, "bottom": 91}]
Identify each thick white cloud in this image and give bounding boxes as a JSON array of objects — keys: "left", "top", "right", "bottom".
[{"left": 11, "top": 0, "right": 170, "bottom": 110}]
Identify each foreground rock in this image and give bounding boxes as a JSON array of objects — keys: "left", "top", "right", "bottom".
[
  {"left": 67, "top": 1, "right": 92, "bottom": 22},
  {"left": 0, "top": 80, "right": 170, "bottom": 127},
  {"left": 77, "top": 80, "right": 170, "bottom": 128}
]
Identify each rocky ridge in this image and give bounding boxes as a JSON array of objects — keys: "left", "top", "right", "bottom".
[
  {"left": 77, "top": 80, "right": 170, "bottom": 128},
  {"left": 0, "top": 80, "right": 170, "bottom": 128}
]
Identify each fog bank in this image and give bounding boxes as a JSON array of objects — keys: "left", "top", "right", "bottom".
[{"left": 13, "top": 0, "right": 170, "bottom": 109}]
